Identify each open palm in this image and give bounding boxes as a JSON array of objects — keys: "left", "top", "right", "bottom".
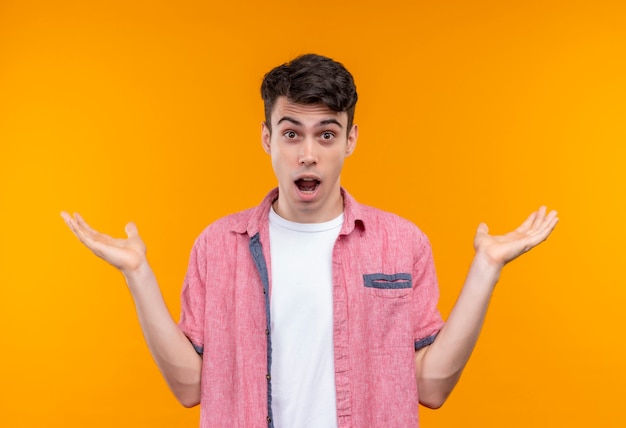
[
  {"left": 61, "top": 212, "right": 147, "bottom": 274},
  {"left": 473, "top": 206, "right": 559, "bottom": 268}
]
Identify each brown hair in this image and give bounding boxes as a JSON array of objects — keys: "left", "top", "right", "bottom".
[{"left": 260, "top": 54, "right": 358, "bottom": 132}]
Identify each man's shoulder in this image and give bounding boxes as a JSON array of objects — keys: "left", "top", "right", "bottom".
[
  {"left": 194, "top": 189, "right": 277, "bottom": 243},
  {"left": 357, "top": 201, "right": 408, "bottom": 221},
  {"left": 346, "top": 198, "right": 433, "bottom": 260},
  {"left": 195, "top": 207, "right": 258, "bottom": 240},
  {"left": 351, "top": 198, "right": 425, "bottom": 235}
]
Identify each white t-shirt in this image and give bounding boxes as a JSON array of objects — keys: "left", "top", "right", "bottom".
[{"left": 269, "top": 207, "right": 343, "bottom": 428}]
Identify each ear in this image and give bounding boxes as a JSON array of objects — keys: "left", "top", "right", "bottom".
[
  {"left": 345, "top": 124, "right": 358, "bottom": 156},
  {"left": 261, "top": 122, "right": 271, "bottom": 154}
]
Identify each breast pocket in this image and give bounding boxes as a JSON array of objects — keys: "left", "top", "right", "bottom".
[
  {"left": 360, "top": 272, "right": 413, "bottom": 350},
  {"left": 363, "top": 273, "right": 412, "bottom": 298}
]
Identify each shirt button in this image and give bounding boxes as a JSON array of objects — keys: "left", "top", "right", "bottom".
[
  {"left": 265, "top": 329, "right": 270, "bottom": 336},
  {"left": 266, "top": 374, "right": 271, "bottom": 381},
  {"left": 267, "top": 416, "right": 272, "bottom": 423}
]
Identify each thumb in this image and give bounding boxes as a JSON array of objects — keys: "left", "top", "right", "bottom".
[
  {"left": 125, "top": 222, "right": 139, "bottom": 238},
  {"left": 476, "top": 222, "right": 489, "bottom": 236},
  {"left": 474, "top": 222, "right": 490, "bottom": 251}
]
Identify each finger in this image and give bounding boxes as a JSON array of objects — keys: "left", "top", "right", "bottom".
[
  {"left": 60, "top": 211, "right": 80, "bottom": 236},
  {"left": 69, "top": 215, "right": 98, "bottom": 246},
  {"left": 60, "top": 211, "right": 73, "bottom": 229},
  {"left": 476, "top": 222, "right": 489, "bottom": 236},
  {"left": 538, "top": 212, "right": 559, "bottom": 237},
  {"left": 515, "top": 210, "right": 538, "bottom": 234},
  {"left": 74, "top": 213, "right": 99, "bottom": 236},
  {"left": 70, "top": 213, "right": 118, "bottom": 250},
  {"left": 70, "top": 213, "right": 103, "bottom": 245},
  {"left": 473, "top": 222, "right": 489, "bottom": 250},
  {"left": 125, "top": 222, "right": 139, "bottom": 239},
  {"left": 531, "top": 209, "right": 558, "bottom": 237},
  {"left": 124, "top": 221, "right": 147, "bottom": 254},
  {"left": 529, "top": 206, "right": 547, "bottom": 231},
  {"left": 518, "top": 206, "right": 550, "bottom": 235},
  {"left": 525, "top": 214, "right": 559, "bottom": 247}
]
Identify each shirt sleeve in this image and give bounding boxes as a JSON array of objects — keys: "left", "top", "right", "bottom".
[
  {"left": 178, "top": 235, "right": 207, "bottom": 355},
  {"left": 411, "top": 231, "right": 444, "bottom": 350}
]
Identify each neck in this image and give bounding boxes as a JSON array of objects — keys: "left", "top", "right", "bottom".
[{"left": 273, "top": 190, "right": 344, "bottom": 224}]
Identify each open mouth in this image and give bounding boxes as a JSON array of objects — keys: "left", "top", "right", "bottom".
[{"left": 295, "top": 178, "right": 320, "bottom": 193}]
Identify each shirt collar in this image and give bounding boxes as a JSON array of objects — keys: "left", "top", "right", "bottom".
[{"left": 231, "top": 187, "right": 365, "bottom": 236}]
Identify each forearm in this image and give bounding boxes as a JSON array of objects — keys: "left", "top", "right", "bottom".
[
  {"left": 415, "top": 207, "right": 558, "bottom": 408},
  {"left": 124, "top": 262, "right": 202, "bottom": 408},
  {"left": 416, "top": 251, "right": 502, "bottom": 408}
]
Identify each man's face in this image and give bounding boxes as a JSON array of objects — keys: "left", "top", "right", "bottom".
[{"left": 261, "top": 96, "right": 358, "bottom": 223}]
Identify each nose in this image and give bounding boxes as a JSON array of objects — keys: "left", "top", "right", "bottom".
[{"left": 298, "top": 138, "right": 318, "bottom": 165}]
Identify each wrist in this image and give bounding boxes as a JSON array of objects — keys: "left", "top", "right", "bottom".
[
  {"left": 470, "top": 251, "right": 503, "bottom": 284},
  {"left": 122, "top": 259, "right": 153, "bottom": 286}
]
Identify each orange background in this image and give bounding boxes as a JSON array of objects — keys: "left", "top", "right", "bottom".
[{"left": 1, "top": 0, "right": 625, "bottom": 426}]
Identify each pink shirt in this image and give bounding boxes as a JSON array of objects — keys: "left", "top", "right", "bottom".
[{"left": 179, "top": 188, "right": 443, "bottom": 427}]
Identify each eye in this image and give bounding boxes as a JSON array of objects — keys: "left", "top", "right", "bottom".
[
  {"left": 283, "top": 130, "right": 297, "bottom": 139},
  {"left": 321, "top": 131, "right": 335, "bottom": 140}
]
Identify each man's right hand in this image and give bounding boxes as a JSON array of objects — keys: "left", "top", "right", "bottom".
[{"left": 61, "top": 212, "right": 147, "bottom": 275}]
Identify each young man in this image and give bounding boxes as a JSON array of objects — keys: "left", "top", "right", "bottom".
[{"left": 61, "top": 54, "right": 558, "bottom": 427}]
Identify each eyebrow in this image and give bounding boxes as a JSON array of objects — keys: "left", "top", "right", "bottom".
[{"left": 276, "top": 116, "right": 343, "bottom": 128}]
